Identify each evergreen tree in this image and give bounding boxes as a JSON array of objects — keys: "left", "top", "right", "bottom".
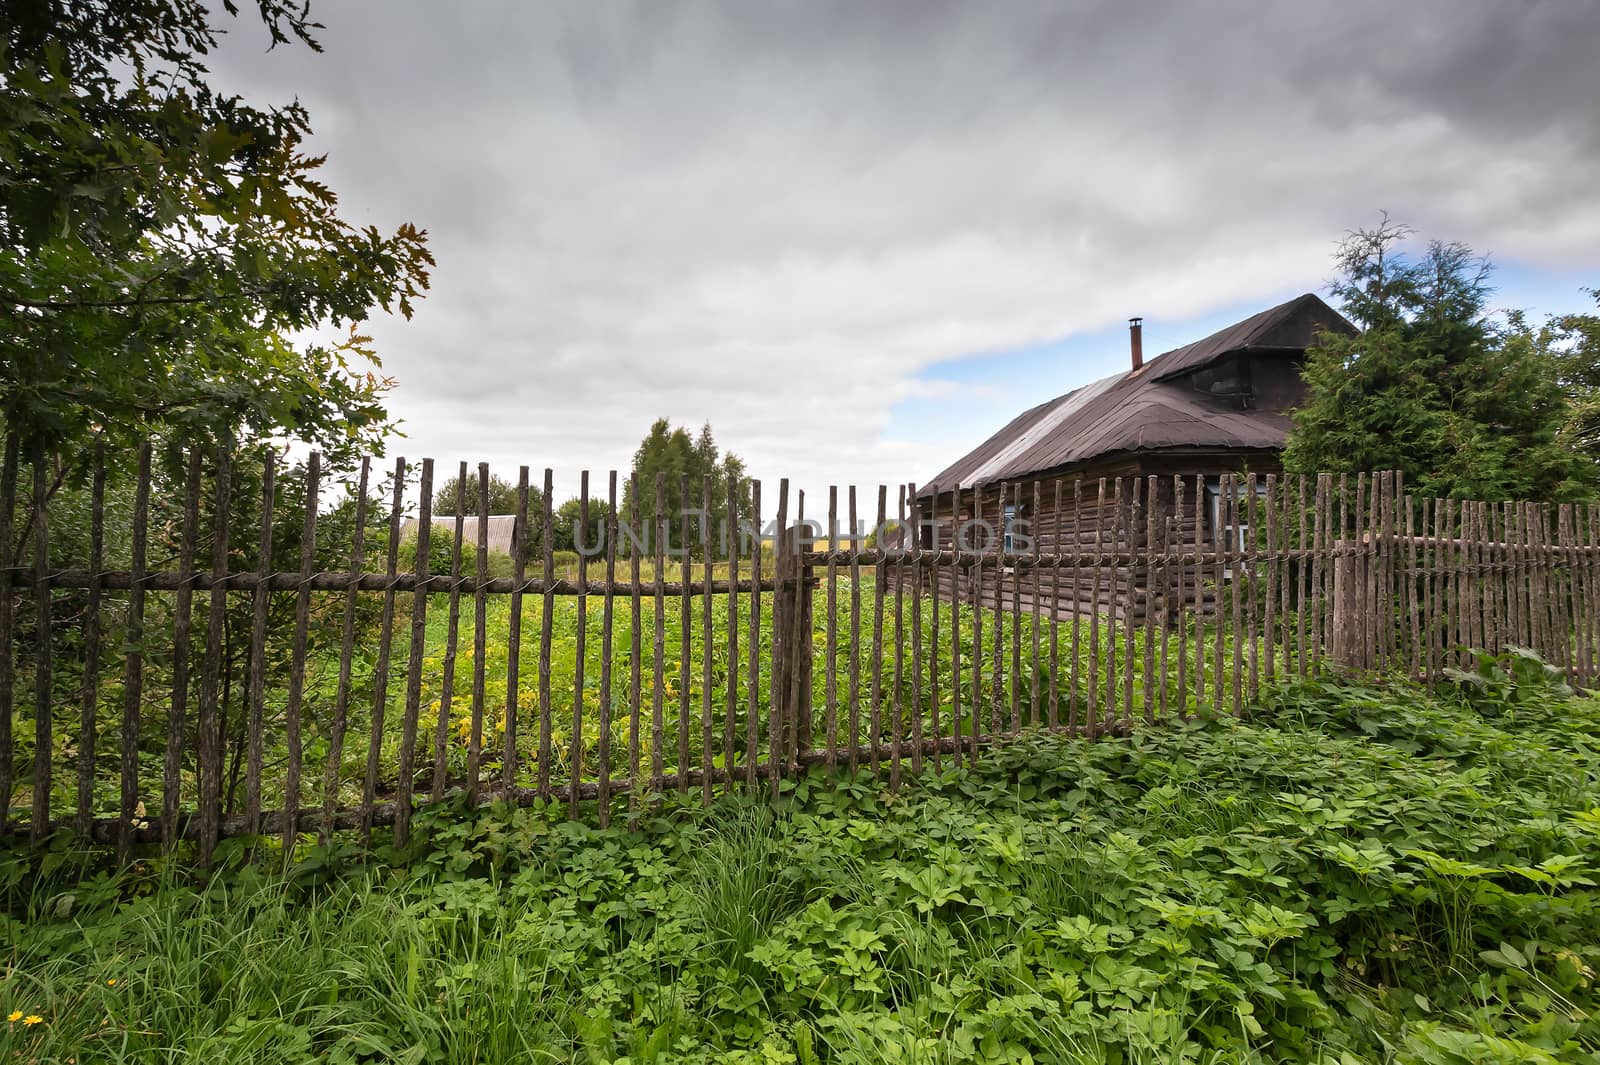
[
  {"left": 1284, "top": 219, "right": 1593, "bottom": 501},
  {"left": 622, "top": 419, "right": 752, "bottom": 556}
]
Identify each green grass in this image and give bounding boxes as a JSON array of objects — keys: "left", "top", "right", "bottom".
[{"left": 5, "top": 674, "right": 1599, "bottom": 1063}]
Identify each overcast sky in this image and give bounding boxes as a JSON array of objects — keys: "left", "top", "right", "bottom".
[{"left": 215, "top": 0, "right": 1600, "bottom": 512}]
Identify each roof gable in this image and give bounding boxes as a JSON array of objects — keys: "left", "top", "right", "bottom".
[{"left": 922, "top": 293, "right": 1354, "bottom": 492}]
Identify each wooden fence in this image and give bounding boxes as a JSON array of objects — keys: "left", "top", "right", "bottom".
[{"left": 2, "top": 441, "right": 1597, "bottom": 864}]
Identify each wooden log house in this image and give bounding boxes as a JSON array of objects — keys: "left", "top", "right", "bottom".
[{"left": 913, "top": 293, "right": 1357, "bottom": 619}]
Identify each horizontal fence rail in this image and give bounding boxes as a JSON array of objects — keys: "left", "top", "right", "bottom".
[{"left": 2, "top": 442, "right": 1597, "bottom": 863}]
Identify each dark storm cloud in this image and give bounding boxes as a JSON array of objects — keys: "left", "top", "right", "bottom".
[{"left": 212, "top": 0, "right": 1600, "bottom": 494}]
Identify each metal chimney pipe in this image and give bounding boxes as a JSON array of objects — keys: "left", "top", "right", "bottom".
[{"left": 1129, "top": 317, "right": 1144, "bottom": 372}]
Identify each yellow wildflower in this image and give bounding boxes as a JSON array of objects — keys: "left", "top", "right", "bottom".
[
  {"left": 6, "top": 1010, "right": 20, "bottom": 1022},
  {"left": 23, "top": 1014, "right": 43, "bottom": 1026},
  {"left": 107, "top": 978, "right": 118, "bottom": 986}
]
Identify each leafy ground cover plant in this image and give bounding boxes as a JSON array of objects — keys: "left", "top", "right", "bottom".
[{"left": 3, "top": 677, "right": 1598, "bottom": 1063}]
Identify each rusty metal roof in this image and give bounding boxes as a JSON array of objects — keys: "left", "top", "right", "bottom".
[{"left": 921, "top": 293, "right": 1355, "bottom": 493}]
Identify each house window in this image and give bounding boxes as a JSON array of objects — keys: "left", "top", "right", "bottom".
[
  {"left": 1204, "top": 477, "right": 1267, "bottom": 578},
  {"left": 1003, "top": 503, "right": 1018, "bottom": 553},
  {"left": 1187, "top": 354, "right": 1255, "bottom": 410}
]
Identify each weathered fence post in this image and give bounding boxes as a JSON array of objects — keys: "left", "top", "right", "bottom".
[
  {"left": 773, "top": 524, "right": 816, "bottom": 772},
  {"left": 1331, "top": 536, "right": 1368, "bottom": 670}
]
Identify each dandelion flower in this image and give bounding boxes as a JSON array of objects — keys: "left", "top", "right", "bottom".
[
  {"left": 23, "top": 1015, "right": 43, "bottom": 1026},
  {"left": 6, "top": 1010, "right": 20, "bottom": 1023},
  {"left": 106, "top": 978, "right": 117, "bottom": 986}
]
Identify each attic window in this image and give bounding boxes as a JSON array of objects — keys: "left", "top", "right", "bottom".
[{"left": 1186, "top": 353, "right": 1254, "bottom": 410}]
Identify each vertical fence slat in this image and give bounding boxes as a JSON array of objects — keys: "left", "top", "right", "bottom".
[
  {"left": 431, "top": 465, "right": 467, "bottom": 805},
  {"left": 1047, "top": 479, "right": 1062, "bottom": 731},
  {"left": 628, "top": 475, "right": 643, "bottom": 808},
  {"left": 1443, "top": 491, "right": 1456, "bottom": 671},
  {"left": 945, "top": 488, "right": 962, "bottom": 765},
  {"left": 1244, "top": 473, "right": 1259, "bottom": 703},
  {"left": 700, "top": 475, "right": 714, "bottom": 804},
  {"left": 466, "top": 464, "right": 490, "bottom": 806},
  {"left": 1471, "top": 497, "right": 1486, "bottom": 659},
  {"left": 1112, "top": 477, "right": 1129, "bottom": 728},
  {"left": 359, "top": 457, "right": 405, "bottom": 842},
  {"left": 324, "top": 457, "right": 370, "bottom": 841},
  {"left": 870, "top": 485, "right": 887, "bottom": 775},
  {"left": 1515, "top": 502, "right": 1531, "bottom": 652},
  {"left": 678, "top": 474, "right": 693, "bottom": 793},
  {"left": 115, "top": 444, "right": 150, "bottom": 859},
  {"left": 770, "top": 479, "right": 789, "bottom": 795},
  {"left": 1375, "top": 473, "right": 1389, "bottom": 670},
  {"left": 1225, "top": 473, "right": 1242, "bottom": 714},
  {"left": 1569, "top": 504, "right": 1584, "bottom": 683},
  {"left": 1403, "top": 489, "right": 1418, "bottom": 678},
  {"left": 279, "top": 453, "right": 319, "bottom": 855},
  {"left": 1580, "top": 505, "right": 1593, "bottom": 681},
  {"left": 1502, "top": 502, "right": 1518, "bottom": 657},
  {"left": 969, "top": 483, "right": 985, "bottom": 751},
  {"left": 825, "top": 486, "right": 839, "bottom": 770},
  {"left": 0, "top": 436, "right": 14, "bottom": 837},
  {"left": 1159, "top": 500, "right": 1175, "bottom": 720},
  {"left": 243, "top": 450, "right": 275, "bottom": 838},
  {"left": 1173, "top": 477, "right": 1189, "bottom": 716},
  {"left": 723, "top": 474, "right": 740, "bottom": 793},
  {"left": 395, "top": 457, "right": 433, "bottom": 846},
  {"left": 929, "top": 486, "right": 947, "bottom": 768},
  {"left": 1278, "top": 476, "right": 1294, "bottom": 680},
  {"left": 1581, "top": 506, "right": 1593, "bottom": 684},
  {"left": 1262, "top": 474, "right": 1277, "bottom": 692},
  {"left": 1530, "top": 502, "right": 1544, "bottom": 656},
  {"left": 794, "top": 492, "right": 813, "bottom": 770},
  {"left": 1437, "top": 491, "right": 1449, "bottom": 676},
  {"left": 1390, "top": 475, "right": 1404, "bottom": 670},
  {"left": 1542, "top": 504, "right": 1559, "bottom": 665},
  {"left": 1122, "top": 476, "right": 1138, "bottom": 726},
  {"left": 1292, "top": 477, "right": 1307, "bottom": 676},
  {"left": 599, "top": 472, "right": 617, "bottom": 823},
  {"left": 1029, "top": 481, "right": 1042, "bottom": 728},
  {"left": 74, "top": 441, "right": 106, "bottom": 835},
  {"left": 1143, "top": 475, "right": 1159, "bottom": 722},
  {"left": 572, "top": 472, "right": 590, "bottom": 816},
  {"left": 1068, "top": 480, "right": 1084, "bottom": 729},
  {"left": 29, "top": 442, "right": 53, "bottom": 841},
  {"left": 163, "top": 450, "right": 202, "bottom": 847},
  {"left": 1484, "top": 498, "right": 1497, "bottom": 655},
  {"left": 1574, "top": 505, "right": 1587, "bottom": 684},
  {"left": 1087, "top": 479, "right": 1103, "bottom": 737},
  {"left": 1008, "top": 483, "right": 1022, "bottom": 733},
  {"left": 745, "top": 480, "right": 763, "bottom": 789},
  {"left": 539, "top": 469, "right": 557, "bottom": 800},
  {"left": 1455, "top": 498, "right": 1470, "bottom": 667},
  {"left": 1191, "top": 475, "right": 1206, "bottom": 707},
  {"left": 195, "top": 446, "right": 232, "bottom": 865},
  {"left": 1472, "top": 495, "right": 1484, "bottom": 655},
  {"left": 1370, "top": 473, "right": 1386, "bottom": 672},
  {"left": 985, "top": 482, "right": 998, "bottom": 738},
  {"left": 909, "top": 483, "right": 926, "bottom": 773},
  {"left": 1210, "top": 475, "right": 1227, "bottom": 710},
  {"left": 890, "top": 485, "right": 905, "bottom": 790},
  {"left": 1558, "top": 504, "right": 1575, "bottom": 682},
  {"left": 505, "top": 467, "right": 530, "bottom": 789},
  {"left": 1311, "top": 475, "right": 1329, "bottom": 674},
  {"left": 652, "top": 473, "right": 668, "bottom": 796},
  {"left": 1523, "top": 502, "right": 1538, "bottom": 658}
]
